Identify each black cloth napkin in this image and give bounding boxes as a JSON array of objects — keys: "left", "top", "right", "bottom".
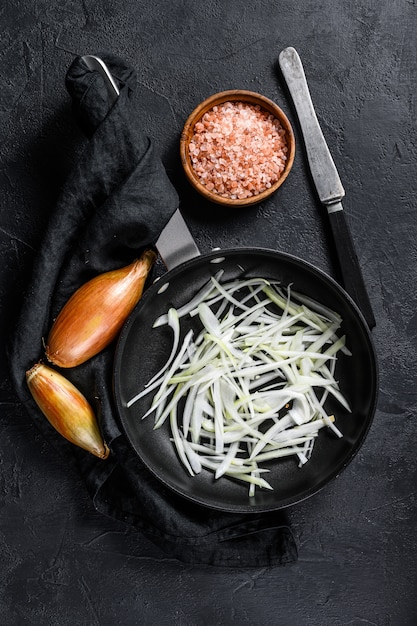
[{"left": 8, "top": 53, "right": 297, "bottom": 568}]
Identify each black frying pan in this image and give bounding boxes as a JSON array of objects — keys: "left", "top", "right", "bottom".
[{"left": 113, "top": 247, "right": 378, "bottom": 514}]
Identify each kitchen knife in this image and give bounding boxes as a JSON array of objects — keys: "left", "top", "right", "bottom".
[{"left": 279, "top": 47, "right": 375, "bottom": 329}]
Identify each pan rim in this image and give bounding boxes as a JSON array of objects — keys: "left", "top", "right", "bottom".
[{"left": 113, "top": 247, "right": 379, "bottom": 513}]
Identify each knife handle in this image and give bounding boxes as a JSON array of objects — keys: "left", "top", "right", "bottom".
[{"left": 327, "top": 206, "right": 376, "bottom": 328}]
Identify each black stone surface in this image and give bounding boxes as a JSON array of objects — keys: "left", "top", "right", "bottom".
[{"left": 1, "top": 1, "right": 416, "bottom": 624}]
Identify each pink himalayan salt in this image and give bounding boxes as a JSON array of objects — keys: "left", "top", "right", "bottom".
[{"left": 188, "top": 101, "right": 288, "bottom": 200}]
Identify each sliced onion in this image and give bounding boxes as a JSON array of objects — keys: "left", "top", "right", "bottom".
[{"left": 128, "top": 274, "right": 352, "bottom": 496}]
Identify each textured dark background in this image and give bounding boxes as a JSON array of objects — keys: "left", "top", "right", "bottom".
[{"left": 1, "top": 1, "right": 416, "bottom": 624}]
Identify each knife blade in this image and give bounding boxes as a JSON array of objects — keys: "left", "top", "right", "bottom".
[{"left": 279, "top": 47, "right": 375, "bottom": 329}]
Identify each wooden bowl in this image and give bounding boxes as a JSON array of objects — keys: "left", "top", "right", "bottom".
[{"left": 180, "top": 90, "right": 295, "bottom": 207}]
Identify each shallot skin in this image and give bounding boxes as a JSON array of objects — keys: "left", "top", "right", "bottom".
[
  {"left": 45, "top": 249, "right": 156, "bottom": 368},
  {"left": 26, "top": 363, "right": 110, "bottom": 459}
]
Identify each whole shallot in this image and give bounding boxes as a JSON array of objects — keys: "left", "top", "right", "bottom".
[
  {"left": 26, "top": 363, "right": 110, "bottom": 459},
  {"left": 46, "top": 249, "right": 156, "bottom": 368}
]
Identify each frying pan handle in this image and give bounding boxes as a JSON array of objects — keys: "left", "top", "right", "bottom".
[
  {"left": 81, "top": 54, "right": 201, "bottom": 271},
  {"left": 155, "top": 209, "right": 201, "bottom": 270},
  {"left": 81, "top": 55, "right": 120, "bottom": 103}
]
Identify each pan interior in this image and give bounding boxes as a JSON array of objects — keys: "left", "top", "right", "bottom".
[{"left": 113, "top": 248, "right": 378, "bottom": 513}]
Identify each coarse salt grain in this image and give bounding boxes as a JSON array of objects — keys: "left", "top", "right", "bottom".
[{"left": 189, "top": 101, "right": 288, "bottom": 200}]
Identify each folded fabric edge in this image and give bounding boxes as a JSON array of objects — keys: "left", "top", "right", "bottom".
[{"left": 89, "top": 466, "right": 298, "bottom": 568}]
